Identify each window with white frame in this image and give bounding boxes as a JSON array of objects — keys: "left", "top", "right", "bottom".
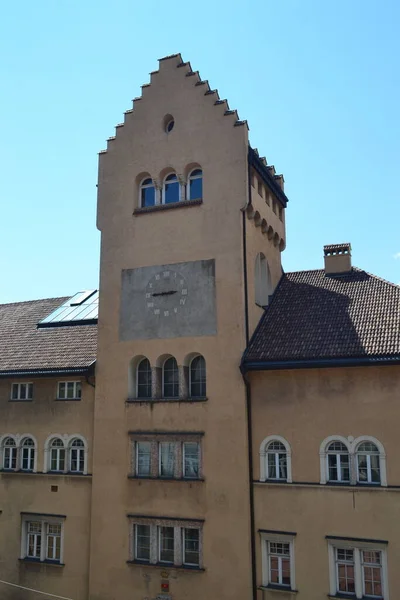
[
  {"left": 189, "top": 355, "right": 206, "bottom": 398},
  {"left": 21, "top": 438, "right": 35, "bottom": 471},
  {"left": 2, "top": 437, "right": 17, "bottom": 470},
  {"left": 47, "top": 436, "right": 87, "bottom": 474},
  {"left": 57, "top": 381, "right": 81, "bottom": 400},
  {"left": 162, "top": 357, "right": 179, "bottom": 398},
  {"left": 1, "top": 436, "right": 36, "bottom": 472},
  {"left": 328, "top": 537, "right": 388, "bottom": 599},
  {"left": 139, "top": 177, "right": 156, "bottom": 208},
  {"left": 260, "top": 531, "right": 296, "bottom": 591},
  {"left": 11, "top": 382, "right": 33, "bottom": 401},
  {"left": 131, "top": 517, "right": 203, "bottom": 568},
  {"left": 136, "top": 358, "right": 152, "bottom": 399},
  {"left": 131, "top": 434, "right": 202, "bottom": 480},
  {"left": 187, "top": 169, "right": 203, "bottom": 200},
  {"left": 163, "top": 173, "right": 180, "bottom": 204},
  {"left": 320, "top": 436, "right": 386, "bottom": 486},
  {"left": 21, "top": 515, "right": 64, "bottom": 564},
  {"left": 259, "top": 436, "right": 292, "bottom": 483}
]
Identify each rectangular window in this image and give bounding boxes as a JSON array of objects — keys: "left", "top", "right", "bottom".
[
  {"left": 159, "top": 442, "right": 175, "bottom": 478},
  {"left": 136, "top": 442, "right": 151, "bottom": 477},
  {"left": 22, "top": 517, "right": 64, "bottom": 564},
  {"left": 57, "top": 381, "right": 81, "bottom": 400},
  {"left": 328, "top": 540, "right": 387, "bottom": 599},
  {"left": 159, "top": 526, "right": 175, "bottom": 564},
  {"left": 183, "top": 528, "right": 200, "bottom": 566},
  {"left": 135, "top": 524, "right": 151, "bottom": 562},
  {"left": 261, "top": 532, "right": 295, "bottom": 591},
  {"left": 11, "top": 382, "right": 33, "bottom": 401},
  {"left": 183, "top": 442, "right": 200, "bottom": 479}
]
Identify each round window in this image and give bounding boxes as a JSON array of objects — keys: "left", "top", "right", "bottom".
[{"left": 163, "top": 114, "right": 175, "bottom": 133}]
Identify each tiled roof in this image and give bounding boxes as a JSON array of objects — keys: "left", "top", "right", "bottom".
[
  {"left": 0, "top": 297, "right": 97, "bottom": 375},
  {"left": 243, "top": 268, "right": 400, "bottom": 367}
]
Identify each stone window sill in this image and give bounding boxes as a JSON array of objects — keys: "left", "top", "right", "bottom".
[
  {"left": 19, "top": 558, "right": 65, "bottom": 567},
  {"left": 9, "top": 399, "right": 33, "bottom": 402},
  {"left": 128, "top": 475, "right": 204, "bottom": 482},
  {"left": 126, "top": 397, "right": 208, "bottom": 404},
  {"left": 258, "top": 585, "right": 298, "bottom": 595},
  {"left": 127, "top": 559, "right": 204, "bottom": 572},
  {"left": 134, "top": 198, "right": 203, "bottom": 215},
  {"left": 54, "top": 397, "right": 82, "bottom": 401},
  {"left": 1, "top": 470, "right": 91, "bottom": 478}
]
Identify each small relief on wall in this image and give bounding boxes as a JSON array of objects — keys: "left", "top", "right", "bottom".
[{"left": 120, "top": 259, "right": 216, "bottom": 340}]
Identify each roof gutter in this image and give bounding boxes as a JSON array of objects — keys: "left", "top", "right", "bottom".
[
  {"left": 242, "top": 356, "right": 400, "bottom": 372},
  {"left": 0, "top": 366, "right": 94, "bottom": 379},
  {"left": 248, "top": 146, "right": 288, "bottom": 208}
]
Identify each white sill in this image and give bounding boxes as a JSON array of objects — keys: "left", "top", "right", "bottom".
[{"left": 258, "top": 586, "right": 298, "bottom": 595}]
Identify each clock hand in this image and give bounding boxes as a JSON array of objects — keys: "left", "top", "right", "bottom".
[{"left": 152, "top": 290, "right": 178, "bottom": 297}]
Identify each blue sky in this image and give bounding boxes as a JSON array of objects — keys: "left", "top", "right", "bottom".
[{"left": 1, "top": 0, "right": 399, "bottom": 303}]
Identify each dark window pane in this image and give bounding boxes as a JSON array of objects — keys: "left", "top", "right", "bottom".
[
  {"left": 141, "top": 185, "right": 155, "bottom": 207},
  {"left": 159, "top": 527, "right": 174, "bottom": 563},
  {"left": 164, "top": 175, "right": 179, "bottom": 204},
  {"left": 190, "top": 356, "right": 206, "bottom": 397},
  {"left": 189, "top": 176, "right": 202, "bottom": 200},
  {"left": 163, "top": 357, "right": 179, "bottom": 398},
  {"left": 137, "top": 359, "right": 152, "bottom": 398}
]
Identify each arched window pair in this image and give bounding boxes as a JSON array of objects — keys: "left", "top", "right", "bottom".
[
  {"left": 139, "top": 169, "right": 203, "bottom": 208},
  {"left": 259, "top": 436, "right": 292, "bottom": 483},
  {"left": 135, "top": 355, "right": 206, "bottom": 400},
  {"left": 320, "top": 436, "right": 386, "bottom": 486},
  {"left": 1, "top": 436, "right": 36, "bottom": 472},
  {"left": 47, "top": 437, "right": 86, "bottom": 474},
  {"left": 255, "top": 253, "right": 272, "bottom": 307}
]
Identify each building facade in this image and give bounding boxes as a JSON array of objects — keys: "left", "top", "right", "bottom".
[{"left": 1, "top": 54, "right": 399, "bottom": 600}]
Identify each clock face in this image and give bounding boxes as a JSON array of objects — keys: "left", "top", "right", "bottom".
[{"left": 145, "top": 270, "right": 188, "bottom": 317}]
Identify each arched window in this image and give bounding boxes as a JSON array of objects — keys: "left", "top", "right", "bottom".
[
  {"left": 3, "top": 437, "right": 17, "bottom": 470},
  {"left": 259, "top": 436, "right": 292, "bottom": 483},
  {"left": 356, "top": 441, "right": 381, "bottom": 485},
  {"left": 137, "top": 358, "right": 152, "bottom": 399},
  {"left": 189, "top": 356, "right": 206, "bottom": 398},
  {"left": 326, "top": 441, "right": 350, "bottom": 483},
  {"left": 163, "top": 357, "right": 179, "bottom": 398},
  {"left": 140, "top": 178, "right": 155, "bottom": 208},
  {"left": 50, "top": 438, "right": 66, "bottom": 472},
  {"left": 21, "top": 438, "right": 35, "bottom": 472},
  {"left": 266, "top": 441, "right": 288, "bottom": 481},
  {"left": 163, "top": 173, "right": 180, "bottom": 204},
  {"left": 187, "top": 169, "right": 203, "bottom": 200},
  {"left": 255, "top": 253, "right": 271, "bottom": 306},
  {"left": 70, "top": 439, "right": 85, "bottom": 473}
]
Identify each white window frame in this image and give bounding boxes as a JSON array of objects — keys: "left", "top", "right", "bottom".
[
  {"left": 162, "top": 172, "right": 182, "bottom": 205},
  {"left": 182, "top": 441, "right": 200, "bottom": 479},
  {"left": 135, "top": 441, "right": 152, "bottom": 477},
  {"left": 2, "top": 435, "right": 18, "bottom": 470},
  {"left": 327, "top": 538, "right": 389, "bottom": 599},
  {"left": 139, "top": 176, "right": 156, "bottom": 208},
  {"left": 44, "top": 434, "right": 88, "bottom": 475},
  {"left": 259, "top": 436, "right": 292, "bottom": 483},
  {"left": 187, "top": 168, "right": 203, "bottom": 201},
  {"left": 21, "top": 515, "right": 65, "bottom": 564},
  {"left": 131, "top": 436, "right": 202, "bottom": 480},
  {"left": 260, "top": 531, "right": 296, "bottom": 591},
  {"left": 130, "top": 518, "right": 203, "bottom": 568},
  {"left": 10, "top": 382, "right": 33, "bottom": 401},
  {"left": 320, "top": 436, "right": 387, "bottom": 486},
  {"left": 57, "top": 381, "right": 82, "bottom": 400},
  {"left": 20, "top": 437, "right": 36, "bottom": 472},
  {"left": 189, "top": 355, "right": 206, "bottom": 398}
]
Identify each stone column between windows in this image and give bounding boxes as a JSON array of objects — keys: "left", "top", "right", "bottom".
[
  {"left": 174, "top": 527, "right": 183, "bottom": 566},
  {"left": 152, "top": 367, "right": 161, "bottom": 398},
  {"left": 150, "top": 525, "right": 158, "bottom": 564},
  {"left": 175, "top": 443, "right": 183, "bottom": 479},
  {"left": 150, "top": 441, "right": 159, "bottom": 478},
  {"left": 179, "top": 365, "right": 188, "bottom": 400}
]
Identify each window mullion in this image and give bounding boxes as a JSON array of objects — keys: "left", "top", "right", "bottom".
[
  {"left": 278, "top": 555, "right": 283, "bottom": 584},
  {"left": 275, "top": 453, "right": 279, "bottom": 479},
  {"left": 40, "top": 521, "right": 46, "bottom": 562},
  {"left": 367, "top": 455, "right": 372, "bottom": 483}
]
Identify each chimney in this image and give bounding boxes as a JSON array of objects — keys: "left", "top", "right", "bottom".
[{"left": 324, "top": 243, "right": 352, "bottom": 275}]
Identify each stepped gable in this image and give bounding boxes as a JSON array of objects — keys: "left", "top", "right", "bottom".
[
  {"left": 0, "top": 297, "right": 97, "bottom": 375},
  {"left": 98, "top": 53, "right": 248, "bottom": 154},
  {"left": 243, "top": 268, "right": 400, "bottom": 367}
]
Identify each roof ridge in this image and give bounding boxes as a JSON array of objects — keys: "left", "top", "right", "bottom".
[{"left": 362, "top": 269, "right": 400, "bottom": 290}]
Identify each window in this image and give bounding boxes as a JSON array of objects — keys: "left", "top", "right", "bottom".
[
  {"left": 139, "top": 177, "right": 155, "bottom": 208},
  {"left": 136, "top": 442, "right": 151, "bottom": 477},
  {"left": 57, "top": 381, "right": 81, "bottom": 400},
  {"left": 259, "top": 436, "right": 292, "bottom": 483},
  {"left": 328, "top": 539, "right": 387, "bottom": 599},
  {"left": 187, "top": 169, "right": 203, "bottom": 200},
  {"left": 131, "top": 435, "right": 202, "bottom": 480},
  {"left": 163, "top": 173, "right": 180, "bottom": 204},
  {"left": 130, "top": 517, "right": 203, "bottom": 568},
  {"left": 255, "top": 253, "right": 271, "bottom": 306},
  {"left": 159, "top": 442, "right": 175, "bottom": 478},
  {"left": 260, "top": 531, "right": 296, "bottom": 591},
  {"left": 257, "top": 180, "right": 263, "bottom": 197},
  {"left": 3, "top": 437, "right": 17, "bottom": 470},
  {"left": 22, "top": 516, "right": 64, "bottom": 564},
  {"left": 183, "top": 442, "right": 200, "bottom": 479},
  {"left": 327, "top": 441, "right": 350, "bottom": 483},
  {"left": 189, "top": 356, "right": 206, "bottom": 398},
  {"left": 11, "top": 382, "right": 33, "bottom": 401},
  {"left": 50, "top": 438, "right": 65, "bottom": 472},
  {"left": 357, "top": 441, "right": 381, "bottom": 484},
  {"left": 137, "top": 358, "right": 152, "bottom": 399},
  {"left": 162, "top": 357, "right": 179, "bottom": 398},
  {"left": 266, "top": 441, "right": 288, "bottom": 481},
  {"left": 320, "top": 436, "right": 386, "bottom": 486},
  {"left": 69, "top": 439, "right": 85, "bottom": 473},
  {"left": 21, "top": 438, "right": 35, "bottom": 471}
]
